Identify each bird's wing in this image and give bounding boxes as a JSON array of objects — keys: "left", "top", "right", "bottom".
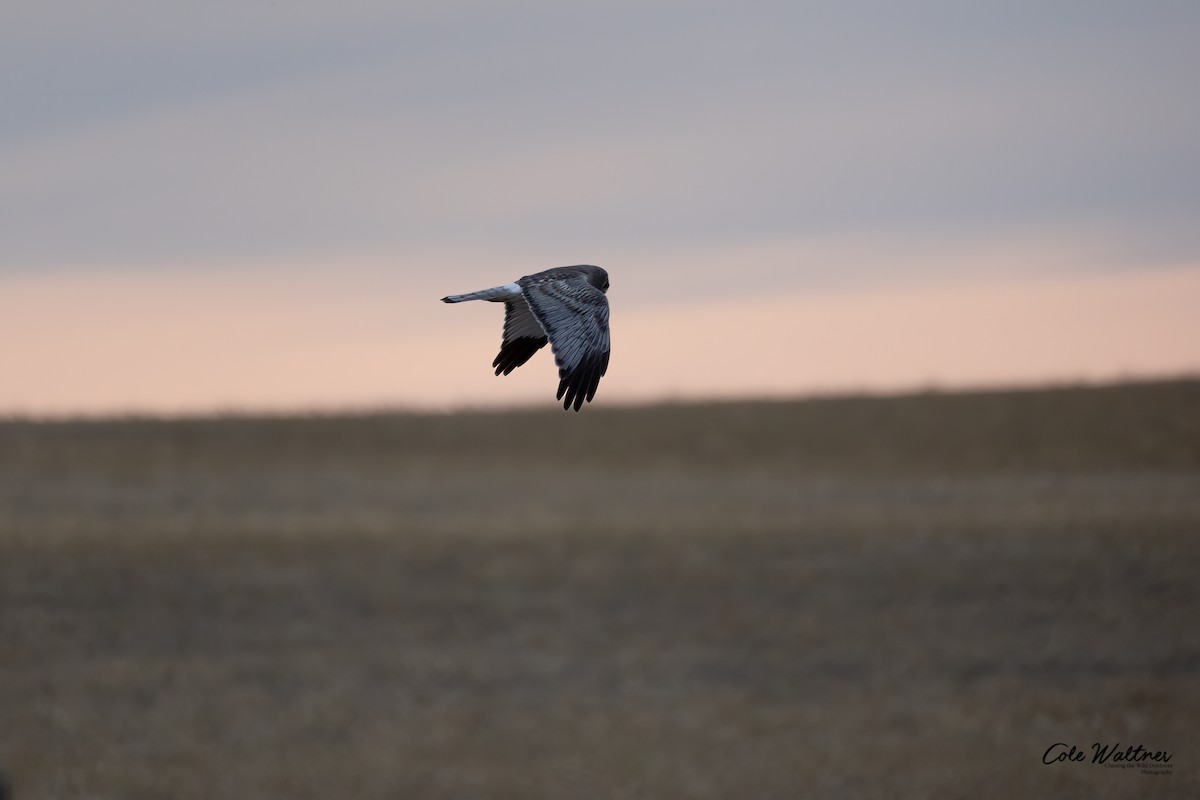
[
  {"left": 518, "top": 272, "right": 611, "bottom": 411},
  {"left": 493, "top": 298, "right": 548, "bottom": 376}
]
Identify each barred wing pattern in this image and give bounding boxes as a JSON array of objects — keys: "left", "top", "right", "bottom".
[{"left": 518, "top": 272, "right": 611, "bottom": 411}]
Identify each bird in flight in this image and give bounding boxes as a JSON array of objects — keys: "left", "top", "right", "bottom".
[{"left": 442, "top": 265, "right": 611, "bottom": 411}]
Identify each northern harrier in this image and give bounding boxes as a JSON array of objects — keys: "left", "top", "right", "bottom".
[{"left": 442, "top": 265, "right": 611, "bottom": 411}]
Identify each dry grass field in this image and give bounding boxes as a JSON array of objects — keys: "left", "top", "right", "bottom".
[{"left": 1, "top": 380, "right": 1198, "bottom": 799}]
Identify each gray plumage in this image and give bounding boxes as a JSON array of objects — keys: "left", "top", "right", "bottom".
[{"left": 442, "top": 265, "right": 611, "bottom": 411}]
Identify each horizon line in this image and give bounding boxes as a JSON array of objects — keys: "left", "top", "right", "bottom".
[{"left": 4, "top": 372, "right": 1197, "bottom": 425}]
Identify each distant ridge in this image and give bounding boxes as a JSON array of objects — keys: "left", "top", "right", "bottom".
[
  {"left": 3, "top": 375, "right": 1198, "bottom": 425},
  {"left": 2, "top": 377, "right": 1197, "bottom": 475}
]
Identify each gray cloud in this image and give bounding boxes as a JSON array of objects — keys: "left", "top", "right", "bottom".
[{"left": 2, "top": 0, "right": 1198, "bottom": 288}]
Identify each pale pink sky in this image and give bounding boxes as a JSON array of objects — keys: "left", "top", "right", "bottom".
[{"left": 3, "top": 259, "right": 1197, "bottom": 416}]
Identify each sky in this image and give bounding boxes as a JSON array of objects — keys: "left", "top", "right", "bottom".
[{"left": 2, "top": 0, "right": 1199, "bottom": 414}]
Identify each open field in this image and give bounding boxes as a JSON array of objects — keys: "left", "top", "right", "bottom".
[{"left": 2, "top": 380, "right": 1199, "bottom": 798}]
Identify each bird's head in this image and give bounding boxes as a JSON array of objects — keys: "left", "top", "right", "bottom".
[{"left": 581, "top": 265, "right": 609, "bottom": 293}]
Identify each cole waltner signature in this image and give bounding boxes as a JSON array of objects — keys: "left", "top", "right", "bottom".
[{"left": 1043, "top": 742, "right": 1173, "bottom": 767}]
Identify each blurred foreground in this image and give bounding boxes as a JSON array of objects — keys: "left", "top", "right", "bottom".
[{"left": 1, "top": 380, "right": 1198, "bottom": 798}]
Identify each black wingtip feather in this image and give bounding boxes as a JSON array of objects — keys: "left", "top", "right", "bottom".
[
  {"left": 579, "top": 359, "right": 598, "bottom": 405},
  {"left": 586, "top": 350, "right": 609, "bottom": 402},
  {"left": 493, "top": 336, "right": 548, "bottom": 378},
  {"left": 555, "top": 349, "right": 610, "bottom": 411}
]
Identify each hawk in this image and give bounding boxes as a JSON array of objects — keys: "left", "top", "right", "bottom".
[{"left": 442, "top": 265, "right": 611, "bottom": 411}]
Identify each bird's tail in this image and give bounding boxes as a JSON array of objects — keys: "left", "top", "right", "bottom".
[{"left": 441, "top": 283, "right": 521, "bottom": 303}]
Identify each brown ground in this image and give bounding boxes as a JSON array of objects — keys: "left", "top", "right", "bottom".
[{"left": 1, "top": 380, "right": 1198, "bottom": 798}]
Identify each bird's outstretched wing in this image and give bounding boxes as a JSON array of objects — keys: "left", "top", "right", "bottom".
[
  {"left": 518, "top": 271, "right": 611, "bottom": 411},
  {"left": 493, "top": 299, "right": 548, "bottom": 376}
]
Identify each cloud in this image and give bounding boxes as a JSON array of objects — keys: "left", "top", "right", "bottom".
[{"left": 2, "top": 0, "right": 1198, "bottom": 279}]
